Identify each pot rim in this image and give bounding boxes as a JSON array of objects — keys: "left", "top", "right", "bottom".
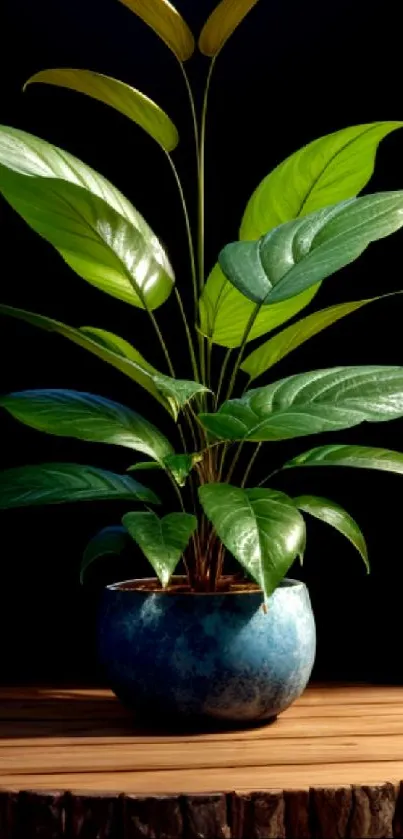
[{"left": 105, "top": 576, "right": 306, "bottom": 595}]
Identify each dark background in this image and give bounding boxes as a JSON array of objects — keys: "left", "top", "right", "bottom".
[{"left": 0, "top": 0, "right": 402, "bottom": 684}]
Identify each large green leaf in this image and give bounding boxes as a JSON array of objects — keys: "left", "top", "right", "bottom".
[
  {"left": 0, "top": 390, "right": 173, "bottom": 462},
  {"left": 241, "top": 298, "right": 376, "bottom": 382},
  {"left": 0, "top": 464, "right": 159, "bottom": 509},
  {"left": 0, "top": 172, "right": 173, "bottom": 310},
  {"left": 199, "top": 122, "right": 400, "bottom": 348},
  {"left": 200, "top": 366, "right": 403, "bottom": 442},
  {"left": 0, "top": 126, "right": 173, "bottom": 309},
  {"left": 0, "top": 306, "right": 202, "bottom": 419},
  {"left": 219, "top": 192, "right": 403, "bottom": 306},
  {"left": 199, "top": 0, "right": 260, "bottom": 56},
  {"left": 295, "top": 494, "right": 369, "bottom": 572},
  {"left": 199, "top": 484, "right": 305, "bottom": 598},
  {"left": 25, "top": 69, "right": 179, "bottom": 152},
  {"left": 199, "top": 263, "right": 318, "bottom": 348},
  {"left": 117, "top": 0, "right": 194, "bottom": 61},
  {"left": 80, "top": 525, "right": 130, "bottom": 584},
  {"left": 283, "top": 444, "right": 403, "bottom": 476},
  {"left": 122, "top": 510, "right": 197, "bottom": 587},
  {"left": 241, "top": 122, "right": 402, "bottom": 240}
]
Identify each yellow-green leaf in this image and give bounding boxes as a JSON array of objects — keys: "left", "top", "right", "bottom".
[
  {"left": 118, "top": 0, "right": 194, "bottom": 61},
  {"left": 25, "top": 69, "right": 179, "bottom": 152},
  {"left": 199, "top": 0, "right": 260, "bottom": 57}
]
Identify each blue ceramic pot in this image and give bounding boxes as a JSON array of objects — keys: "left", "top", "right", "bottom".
[{"left": 98, "top": 577, "right": 316, "bottom": 725}]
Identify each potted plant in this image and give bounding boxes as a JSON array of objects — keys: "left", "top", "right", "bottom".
[{"left": 1, "top": 0, "right": 403, "bottom": 725}]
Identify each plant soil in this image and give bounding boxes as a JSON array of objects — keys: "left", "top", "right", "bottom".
[{"left": 114, "top": 576, "right": 261, "bottom": 594}]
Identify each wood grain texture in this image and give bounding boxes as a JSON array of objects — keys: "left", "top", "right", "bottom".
[{"left": 1, "top": 685, "right": 403, "bottom": 836}]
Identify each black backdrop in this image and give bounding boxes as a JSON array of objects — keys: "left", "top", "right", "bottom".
[{"left": 0, "top": 0, "right": 402, "bottom": 684}]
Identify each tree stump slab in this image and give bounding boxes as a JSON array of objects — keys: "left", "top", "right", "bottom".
[{"left": 0, "top": 685, "right": 403, "bottom": 836}]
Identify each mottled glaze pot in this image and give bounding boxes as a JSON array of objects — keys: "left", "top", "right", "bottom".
[{"left": 97, "top": 577, "right": 316, "bottom": 725}]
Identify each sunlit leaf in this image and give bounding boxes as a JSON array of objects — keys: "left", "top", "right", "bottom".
[
  {"left": 295, "top": 494, "right": 369, "bottom": 572},
  {"left": 199, "top": 483, "right": 305, "bottom": 599},
  {"left": 200, "top": 366, "right": 403, "bottom": 442},
  {"left": 283, "top": 444, "right": 403, "bottom": 476},
  {"left": 25, "top": 69, "right": 179, "bottom": 152},
  {"left": 122, "top": 510, "right": 197, "bottom": 586},
  {"left": 117, "top": 0, "right": 194, "bottom": 61},
  {"left": 199, "top": 0, "right": 259, "bottom": 57}
]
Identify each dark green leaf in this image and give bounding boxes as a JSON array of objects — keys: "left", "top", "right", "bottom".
[
  {"left": 122, "top": 510, "right": 197, "bottom": 587},
  {"left": 199, "top": 483, "right": 305, "bottom": 599},
  {"left": 241, "top": 298, "right": 376, "bottom": 381},
  {"left": 200, "top": 366, "right": 403, "bottom": 442},
  {"left": 295, "top": 494, "right": 369, "bottom": 572},
  {"left": 117, "top": 0, "right": 194, "bottom": 61},
  {"left": 0, "top": 390, "right": 173, "bottom": 461},
  {"left": 241, "top": 122, "right": 402, "bottom": 239},
  {"left": 283, "top": 444, "right": 403, "bottom": 476},
  {"left": 219, "top": 192, "right": 403, "bottom": 306},
  {"left": 163, "top": 453, "right": 195, "bottom": 486},
  {"left": 80, "top": 525, "right": 130, "bottom": 584},
  {"left": 127, "top": 461, "right": 162, "bottom": 472},
  {"left": 199, "top": 0, "right": 259, "bottom": 56},
  {"left": 0, "top": 464, "right": 159, "bottom": 509},
  {"left": 25, "top": 69, "right": 179, "bottom": 152}
]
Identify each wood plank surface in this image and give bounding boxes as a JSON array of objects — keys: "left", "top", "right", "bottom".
[{"left": 1, "top": 685, "right": 403, "bottom": 837}]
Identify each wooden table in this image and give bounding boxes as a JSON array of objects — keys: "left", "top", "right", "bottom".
[{"left": 0, "top": 684, "right": 403, "bottom": 837}]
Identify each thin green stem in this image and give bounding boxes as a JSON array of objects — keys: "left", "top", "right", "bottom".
[
  {"left": 224, "top": 303, "right": 262, "bottom": 402},
  {"left": 215, "top": 348, "right": 232, "bottom": 407},
  {"left": 178, "top": 61, "right": 200, "bottom": 161},
  {"left": 174, "top": 287, "right": 200, "bottom": 382},
  {"left": 241, "top": 443, "right": 262, "bottom": 488},
  {"left": 146, "top": 308, "right": 176, "bottom": 378},
  {"left": 165, "top": 469, "right": 186, "bottom": 512},
  {"left": 165, "top": 153, "right": 198, "bottom": 320},
  {"left": 207, "top": 338, "right": 213, "bottom": 392},
  {"left": 257, "top": 467, "right": 281, "bottom": 488},
  {"left": 198, "top": 57, "right": 216, "bottom": 296},
  {"left": 225, "top": 441, "right": 244, "bottom": 484}
]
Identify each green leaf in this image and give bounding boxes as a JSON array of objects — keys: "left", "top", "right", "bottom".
[
  {"left": 0, "top": 464, "right": 159, "bottom": 509},
  {"left": 163, "top": 453, "right": 196, "bottom": 486},
  {"left": 80, "top": 525, "right": 130, "bottom": 584},
  {"left": 199, "top": 484, "right": 305, "bottom": 599},
  {"left": 295, "top": 494, "right": 369, "bottom": 572},
  {"left": 241, "top": 122, "right": 402, "bottom": 240},
  {"left": 0, "top": 390, "right": 173, "bottom": 461},
  {"left": 241, "top": 298, "right": 376, "bottom": 381},
  {"left": 0, "top": 306, "right": 200, "bottom": 420},
  {"left": 199, "top": 122, "right": 400, "bottom": 348},
  {"left": 0, "top": 172, "right": 173, "bottom": 311},
  {"left": 283, "top": 444, "right": 403, "bottom": 476},
  {"left": 199, "top": 0, "right": 259, "bottom": 57},
  {"left": 127, "top": 461, "right": 162, "bottom": 472},
  {"left": 117, "top": 0, "right": 194, "bottom": 61},
  {"left": 122, "top": 510, "right": 197, "bottom": 587},
  {"left": 200, "top": 366, "right": 403, "bottom": 442},
  {"left": 219, "top": 192, "right": 403, "bottom": 306},
  {"left": 25, "top": 69, "right": 179, "bottom": 152},
  {"left": 199, "top": 263, "right": 318, "bottom": 348}
]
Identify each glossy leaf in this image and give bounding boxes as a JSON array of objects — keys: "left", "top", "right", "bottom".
[
  {"left": 127, "top": 461, "right": 162, "bottom": 472},
  {"left": 25, "top": 69, "right": 179, "bottom": 152},
  {"left": 0, "top": 172, "right": 173, "bottom": 310},
  {"left": 128, "top": 453, "right": 197, "bottom": 486},
  {"left": 0, "top": 125, "right": 170, "bottom": 255},
  {"left": 117, "top": 0, "right": 194, "bottom": 61},
  {"left": 199, "top": 484, "right": 305, "bottom": 598},
  {"left": 283, "top": 444, "right": 403, "bottom": 476},
  {"left": 241, "top": 298, "right": 376, "bottom": 381},
  {"left": 0, "top": 306, "right": 201, "bottom": 419},
  {"left": 0, "top": 464, "right": 159, "bottom": 509},
  {"left": 199, "top": 0, "right": 259, "bottom": 57},
  {"left": 122, "top": 510, "right": 197, "bottom": 587},
  {"left": 0, "top": 390, "right": 173, "bottom": 461},
  {"left": 199, "top": 263, "right": 318, "bottom": 348},
  {"left": 241, "top": 122, "right": 402, "bottom": 240},
  {"left": 220, "top": 192, "right": 403, "bottom": 306},
  {"left": 200, "top": 366, "right": 403, "bottom": 442},
  {"left": 295, "top": 494, "right": 369, "bottom": 572},
  {"left": 200, "top": 123, "right": 399, "bottom": 348},
  {"left": 80, "top": 525, "right": 130, "bottom": 584}
]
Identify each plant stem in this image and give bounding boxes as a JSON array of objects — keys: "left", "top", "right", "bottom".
[
  {"left": 225, "top": 441, "right": 244, "bottom": 483},
  {"left": 178, "top": 61, "right": 200, "bottom": 161},
  {"left": 215, "top": 347, "right": 232, "bottom": 407},
  {"left": 165, "top": 469, "right": 186, "bottom": 511},
  {"left": 165, "top": 153, "right": 199, "bottom": 325},
  {"left": 198, "top": 57, "right": 216, "bottom": 296},
  {"left": 146, "top": 308, "right": 176, "bottom": 378},
  {"left": 257, "top": 467, "right": 281, "bottom": 487},
  {"left": 241, "top": 442, "right": 262, "bottom": 487},
  {"left": 224, "top": 303, "right": 262, "bottom": 402},
  {"left": 174, "top": 288, "right": 200, "bottom": 382}
]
